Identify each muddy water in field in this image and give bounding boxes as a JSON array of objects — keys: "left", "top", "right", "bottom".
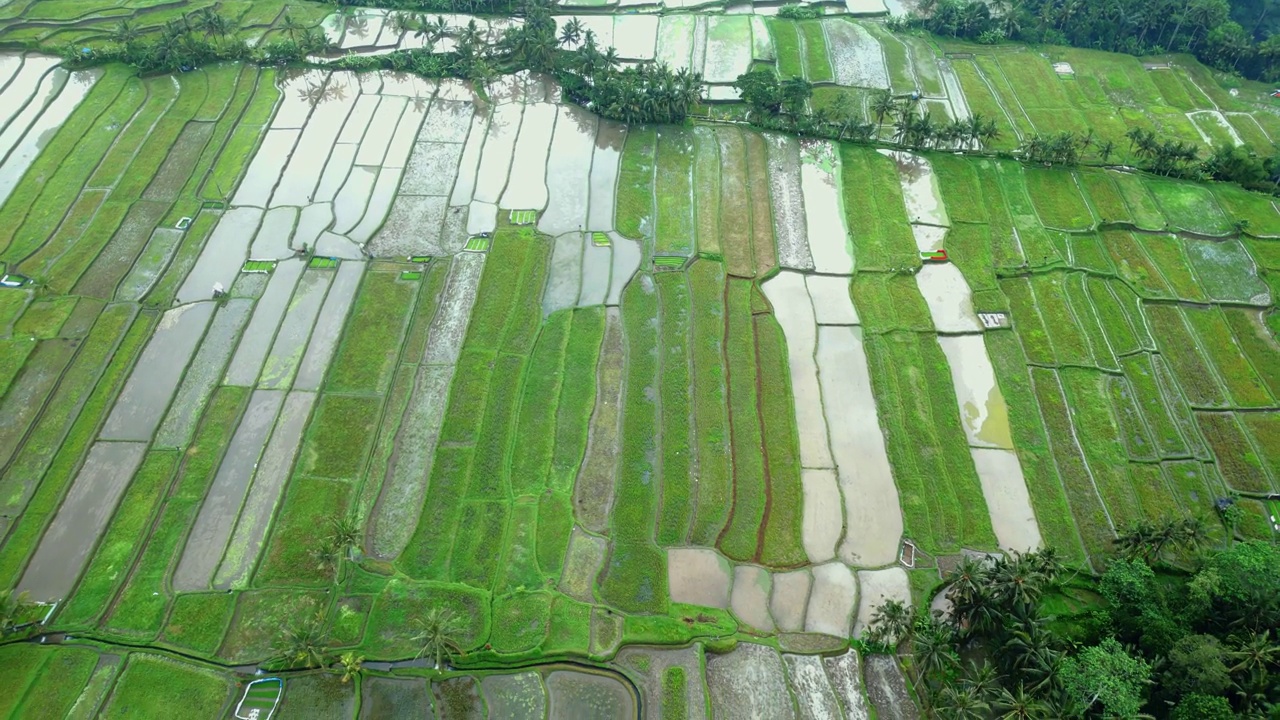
[
  {"left": 800, "top": 144, "right": 854, "bottom": 274},
  {"left": 375, "top": 195, "right": 448, "bottom": 257},
  {"left": 914, "top": 263, "right": 981, "bottom": 332},
  {"left": 449, "top": 112, "right": 489, "bottom": 206},
  {"left": 314, "top": 144, "right": 357, "bottom": 203},
  {"left": 173, "top": 389, "right": 285, "bottom": 592},
  {"left": 762, "top": 271, "right": 832, "bottom": 469},
  {"left": 613, "top": 15, "right": 659, "bottom": 60},
  {"left": 852, "top": 568, "right": 910, "bottom": 638},
  {"left": 546, "top": 671, "right": 635, "bottom": 720},
  {"left": 74, "top": 200, "right": 169, "bottom": 299},
  {"left": 667, "top": 547, "right": 732, "bottom": 609},
  {"left": 588, "top": 120, "right": 624, "bottom": 232},
  {"left": 370, "top": 363, "right": 452, "bottom": 559},
  {"left": 806, "top": 561, "right": 858, "bottom": 637},
  {"left": 101, "top": 302, "right": 216, "bottom": 441},
  {"left": 824, "top": 651, "right": 873, "bottom": 720},
  {"left": 543, "top": 233, "right": 584, "bottom": 316},
  {"left": 271, "top": 76, "right": 359, "bottom": 207},
  {"left": 0, "top": 68, "right": 98, "bottom": 206},
  {"left": 706, "top": 644, "right": 795, "bottom": 720},
  {"left": 251, "top": 206, "right": 299, "bottom": 259},
  {"left": 936, "top": 334, "right": 1012, "bottom": 449},
  {"left": 316, "top": 231, "right": 363, "bottom": 259},
  {"left": 337, "top": 93, "right": 379, "bottom": 144},
  {"left": 259, "top": 269, "right": 333, "bottom": 389},
  {"left": 765, "top": 134, "right": 813, "bottom": 270},
  {"left": 578, "top": 242, "right": 611, "bottom": 306},
  {"left": 271, "top": 70, "right": 330, "bottom": 129},
  {"left": 784, "top": 654, "right": 843, "bottom": 720},
  {"left": 214, "top": 389, "right": 316, "bottom": 589},
  {"left": 816, "top": 325, "right": 903, "bottom": 567},
  {"left": 116, "top": 228, "right": 184, "bottom": 302},
  {"left": 474, "top": 103, "right": 524, "bottom": 204},
  {"left": 467, "top": 200, "right": 498, "bottom": 235},
  {"left": 0, "top": 64, "right": 65, "bottom": 164},
  {"left": 423, "top": 253, "right": 485, "bottom": 366},
  {"left": 419, "top": 99, "right": 475, "bottom": 144},
  {"left": 355, "top": 96, "right": 406, "bottom": 166},
  {"left": 224, "top": 259, "right": 305, "bottom": 386},
  {"left": 801, "top": 469, "right": 844, "bottom": 563},
  {"left": 293, "top": 203, "right": 333, "bottom": 251},
  {"left": 877, "top": 149, "right": 948, "bottom": 226},
  {"left": 400, "top": 142, "right": 465, "bottom": 196},
  {"left": 384, "top": 100, "right": 428, "bottom": 169},
  {"left": 501, "top": 102, "right": 552, "bottom": 206},
  {"left": 156, "top": 299, "right": 254, "bottom": 448},
  {"left": 295, "top": 261, "right": 364, "bottom": 391},
  {"left": 607, "top": 235, "right": 641, "bottom": 306},
  {"left": 0, "top": 55, "right": 59, "bottom": 134},
  {"left": 970, "top": 447, "right": 1042, "bottom": 552},
  {"left": 539, "top": 105, "right": 596, "bottom": 237},
  {"left": 350, "top": 167, "right": 403, "bottom": 243},
  {"left": 232, "top": 129, "right": 300, "bottom": 207},
  {"left": 333, "top": 165, "right": 378, "bottom": 233},
  {"left": 770, "top": 569, "right": 812, "bottom": 633},
  {"left": 19, "top": 441, "right": 147, "bottom": 602},
  {"left": 732, "top": 565, "right": 774, "bottom": 633}
]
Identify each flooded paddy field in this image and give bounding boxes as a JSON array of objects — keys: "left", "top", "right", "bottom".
[{"left": 1, "top": 4, "right": 1280, "bottom": 713}]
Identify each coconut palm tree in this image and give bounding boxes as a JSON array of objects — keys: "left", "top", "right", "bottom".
[
  {"left": 273, "top": 612, "right": 330, "bottom": 669},
  {"left": 869, "top": 598, "right": 916, "bottom": 648},
  {"left": 192, "top": 7, "right": 233, "bottom": 38},
  {"left": 110, "top": 18, "right": 140, "bottom": 46},
  {"left": 412, "top": 608, "right": 465, "bottom": 670},
  {"left": 337, "top": 652, "right": 364, "bottom": 683},
  {"left": 993, "top": 684, "right": 1050, "bottom": 719},
  {"left": 558, "top": 17, "right": 583, "bottom": 47},
  {"left": 934, "top": 684, "right": 989, "bottom": 719},
  {"left": 870, "top": 89, "right": 896, "bottom": 128}
]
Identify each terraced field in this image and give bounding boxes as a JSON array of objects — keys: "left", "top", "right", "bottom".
[{"left": 1, "top": 1, "right": 1279, "bottom": 716}]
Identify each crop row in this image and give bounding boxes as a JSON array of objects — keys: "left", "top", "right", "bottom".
[
  {"left": 863, "top": 329, "right": 996, "bottom": 553},
  {"left": 687, "top": 261, "right": 733, "bottom": 546},
  {"left": 840, "top": 146, "right": 919, "bottom": 272}
]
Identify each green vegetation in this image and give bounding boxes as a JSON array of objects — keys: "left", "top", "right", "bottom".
[
  {"left": 719, "top": 280, "right": 767, "bottom": 561},
  {"left": 163, "top": 593, "right": 235, "bottom": 654},
  {"left": 754, "top": 313, "right": 806, "bottom": 567},
  {"left": 100, "top": 655, "right": 229, "bottom": 719},
  {"left": 1145, "top": 305, "right": 1228, "bottom": 408},
  {"left": 841, "top": 146, "right": 919, "bottom": 271},
  {"left": 656, "top": 273, "right": 694, "bottom": 546},
  {"left": 799, "top": 22, "right": 833, "bottom": 83},
  {"left": 1024, "top": 167, "right": 1095, "bottom": 230},
  {"left": 655, "top": 128, "right": 695, "bottom": 256},
  {"left": 616, "top": 127, "right": 656, "bottom": 241},
  {"left": 687, "top": 262, "right": 732, "bottom": 546},
  {"left": 769, "top": 19, "right": 804, "bottom": 79},
  {"left": 1145, "top": 179, "right": 1232, "bottom": 236},
  {"left": 325, "top": 269, "right": 416, "bottom": 393},
  {"left": 1181, "top": 306, "right": 1273, "bottom": 408}
]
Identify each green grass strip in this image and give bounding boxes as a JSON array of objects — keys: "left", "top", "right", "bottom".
[
  {"left": 10, "top": 646, "right": 98, "bottom": 720},
  {"left": 1029, "top": 273, "right": 1094, "bottom": 366},
  {"left": 1029, "top": 367, "right": 1114, "bottom": 569},
  {"left": 612, "top": 275, "right": 660, "bottom": 545},
  {"left": 241, "top": 259, "right": 276, "bottom": 273},
  {"left": 616, "top": 127, "right": 656, "bottom": 241},
  {"left": 1061, "top": 271, "right": 1118, "bottom": 371},
  {"left": 548, "top": 308, "right": 606, "bottom": 493},
  {"left": 1222, "top": 308, "right": 1280, "bottom": 400},
  {"left": 687, "top": 262, "right": 732, "bottom": 545},
  {"left": 841, "top": 146, "right": 921, "bottom": 272},
  {"left": 162, "top": 591, "right": 235, "bottom": 654},
  {"left": 464, "top": 353, "right": 525, "bottom": 501},
  {"left": 0, "top": 307, "right": 152, "bottom": 589},
  {"left": 1057, "top": 368, "right": 1146, "bottom": 529},
  {"left": 655, "top": 273, "right": 693, "bottom": 546},
  {"left": 1196, "top": 412, "right": 1273, "bottom": 494},
  {"left": 87, "top": 77, "right": 178, "bottom": 189},
  {"left": 692, "top": 128, "right": 722, "bottom": 257},
  {"left": 998, "top": 276, "right": 1055, "bottom": 364},
  {"left": 0, "top": 67, "right": 132, "bottom": 258},
  {"left": 1214, "top": 183, "right": 1280, "bottom": 237},
  {"left": 202, "top": 71, "right": 281, "bottom": 200},
  {"left": 508, "top": 311, "right": 571, "bottom": 498},
  {"left": 591, "top": 231, "right": 610, "bottom": 247},
  {"left": 110, "top": 71, "right": 210, "bottom": 205},
  {"left": 257, "top": 475, "right": 355, "bottom": 587},
  {"left": 99, "top": 655, "right": 229, "bottom": 719},
  {"left": 51, "top": 446, "right": 178, "bottom": 627},
  {"left": 494, "top": 499, "right": 543, "bottom": 595},
  {"left": 535, "top": 490, "right": 574, "bottom": 578},
  {"left": 400, "top": 446, "right": 474, "bottom": 579},
  {"left": 463, "top": 230, "right": 534, "bottom": 352},
  {"left": 985, "top": 331, "right": 1087, "bottom": 564},
  {"left": 1182, "top": 305, "right": 1273, "bottom": 408},
  {"left": 326, "top": 268, "right": 417, "bottom": 394},
  {"left": 450, "top": 499, "right": 509, "bottom": 589},
  {"left": 464, "top": 236, "right": 490, "bottom": 252},
  {"left": 1023, "top": 167, "right": 1095, "bottom": 231},
  {"left": 655, "top": 128, "right": 695, "bottom": 256},
  {"left": 755, "top": 313, "right": 806, "bottom": 567},
  {"left": 719, "top": 279, "right": 766, "bottom": 561},
  {"left": 770, "top": 19, "right": 803, "bottom": 79},
  {"left": 799, "top": 21, "right": 833, "bottom": 83},
  {"left": 499, "top": 230, "right": 550, "bottom": 356},
  {"left": 1144, "top": 304, "right": 1227, "bottom": 407},
  {"left": 1119, "top": 353, "right": 1191, "bottom": 458},
  {"left": 103, "top": 386, "right": 247, "bottom": 638}
]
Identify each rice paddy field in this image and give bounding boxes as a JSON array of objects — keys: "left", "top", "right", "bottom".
[{"left": 0, "top": 3, "right": 1279, "bottom": 717}]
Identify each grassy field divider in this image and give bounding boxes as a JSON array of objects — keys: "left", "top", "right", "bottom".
[
  {"left": 99, "top": 386, "right": 249, "bottom": 639},
  {"left": 716, "top": 279, "right": 768, "bottom": 561},
  {"left": 0, "top": 66, "right": 131, "bottom": 258},
  {"left": 0, "top": 307, "right": 154, "bottom": 592},
  {"left": 754, "top": 312, "right": 806, "bottom": 567},
  {"left": 655, "top": 272, "right": 694, "bottom": 546},
  {"left": 687, "top": 261, "right": 733, "bottom": 545}
]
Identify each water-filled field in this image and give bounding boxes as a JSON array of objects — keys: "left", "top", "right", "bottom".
[{"left": 0, "top": 2, "right": 1278, "bottom": 714}]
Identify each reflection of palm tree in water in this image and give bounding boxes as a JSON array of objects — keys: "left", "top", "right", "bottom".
[{"left": 347, "top": 12, "right": 370, "bottom": 39}]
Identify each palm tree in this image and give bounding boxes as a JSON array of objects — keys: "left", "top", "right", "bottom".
[
  {"left": 1097, "top": 138, "right": 1116, "bottom": 164},
  {"left": 993, "top": 684, "right": 1050, "bottom": 719},
  {"left": 273, "top": 612, "right": 330, "bottom": 669},
  {"left": 280, "top": 13, "right": 306, "bottom": 44},
  {"left": 869, "top": 599, "right": 916, "bottom": 648},
  {"left": 911, "top": 620, "right": 960, "bottom": 695},
  {"left": 870, "top": 89, "right": 896, "bottom": 129},
  {"left": 962, "top": 661, "right": 1003, "bottom": 704},
  {"left": 934, "top": 683, "right": 989, "bottom": 719},
  {"left": 110, "top": 18, "right": 140, "bottom": 46},
  {"left": 337, "top": 652, "right": 364, "bottom": 683},
  {"left": 192, "top": 7, "right": 233, "bottom": 38},
  {"left": 413, "top": 608, "right": 465, "bottom": 669},
  {"left": 0, "top": 589, "right": 35, "bottom": 635},
  {"left": 558, "top": 17, "right": 583, "bottom": 47},
  {"left": 1228, "top": 630, "right": 1279, "bottom": 689}
]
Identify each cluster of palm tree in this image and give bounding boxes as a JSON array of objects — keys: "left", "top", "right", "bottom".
[
  {"left": 869, "top": 548, "right": 1072, "bottom": 717},
  {"left": 1019, "top": 129, "right": 1116, "bottom": 166},
  {"left": 1114, "top": 515, "right": 1211, "bottom": 563},
  {"left": 868, "top": 90, "right": 1001, "bottom": 150},
  {"left": 309, "top": 514, "right": 363, "bottom": 579},
  {"left": 271, "top": 606, "right": 463, "bottom": 679},
  {"left": 66, "top": 10, "right": 328, "bottom": 73},
  {"left": 335, "top": 0, "right": 514, "bottom": 14},
  {"left": 1125, "top": 127, "right": 1204, "bottom": 177}
]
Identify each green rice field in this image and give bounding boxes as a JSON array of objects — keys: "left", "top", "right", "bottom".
[{"left": 0, "top": 4, "right": 1278, "bottom": 718}]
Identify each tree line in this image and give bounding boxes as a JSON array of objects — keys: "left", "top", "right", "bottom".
[
  {"left": 902, "top": 0, "right": 1280, "bottom": 81},
  {"left": 871, "top": 511, "right": 1280, "bottom": 718}
]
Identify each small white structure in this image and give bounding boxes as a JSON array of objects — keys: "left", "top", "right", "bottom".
[
  {"left": 1052, "top": 62, "right": 1074, "bottom": 75},
  {"left": 978, "top": 312, "right": 1009, "bottom": 329}
]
